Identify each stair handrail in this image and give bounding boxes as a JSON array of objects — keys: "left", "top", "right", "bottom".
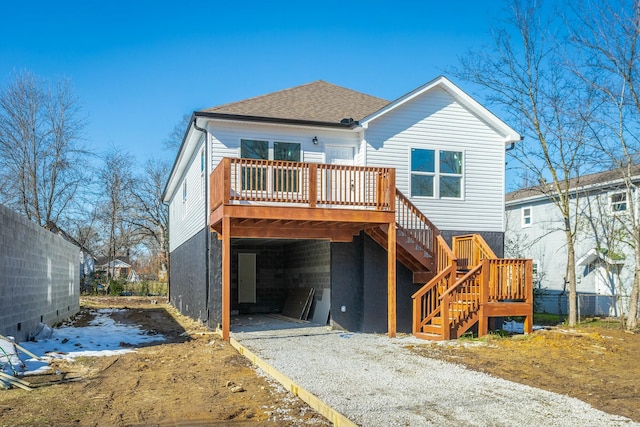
[
  {"left": 436, "top": 235, "right": 456, "bottom": 274},
  {"left": 395, "top": 189, "right": 440, "bottom": 258},
  {"left": 411, "top": 264, "right": 454, "bottom": 335},
  {"left": 411, "top": 235, "right": 457, "bottom": 336},
  {"left": 439, "top": 262, "right": 484, "bottom": 334},
  {"left": 472, "top": 234, "right": 496, "bottom": 260},
  {"left": 452, "top": 234, "right": 496, "bottom": 269}
]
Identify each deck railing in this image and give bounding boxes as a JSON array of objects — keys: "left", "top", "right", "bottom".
[
  {"left": 210, "top": 158, "right": 394, "bottom": 211},
  {"left": 440, "top": 264, "right": 483, "bottom": 336},
  {"left": 452, "top": 234, "right": 497, "bottom": 270},
  {"left": 486, "top": 259, "right": 532, "bottom": 302},
  {"left": 436, "top": 235, "right": 456, "bottom": 273},
  {"left": 412, "top": 264, "right": 453, "bottom": 338},
  {"left": 395, "top": 190, "right": 439, "bottom": 259},
  {"left": 412, "top": 245, "right": 532, "bottom": 339}
]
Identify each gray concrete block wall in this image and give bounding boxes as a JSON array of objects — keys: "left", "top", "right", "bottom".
[
  {"left": 169, "top": 227, "right": 208, "bottom": 322},
  {"left": 0, "top": 204, "right": 80, "bottom": 342}
]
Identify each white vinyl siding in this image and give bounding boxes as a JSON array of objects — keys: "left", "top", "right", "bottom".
[
  {"left": 364, "top": 87, "right": 506, "bottom": 232},
  {"left": 505, "top": 190, "right": 636, "bottom": 298},
  {"left": 208, "top": 121, "right": 359, "bottom": 168},
  {"left": 168, "top": 137, "right": 207, "bottom": 252}
]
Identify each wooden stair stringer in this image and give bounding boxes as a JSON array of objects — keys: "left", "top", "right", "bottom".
[{"left": 365, "top": 226, "right": 435, "bottom": 283}]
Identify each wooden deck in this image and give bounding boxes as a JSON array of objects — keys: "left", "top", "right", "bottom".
[
  {"left": 209, "top": 158, "right": 397, "bottom": 240},
  {"left": 209, "top": 158, "right": 398, "bottom": 340},
  {"left": 209, "top": 158, "right": 533, "bottom": 342}
]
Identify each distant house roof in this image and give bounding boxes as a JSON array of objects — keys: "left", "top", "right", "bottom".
[
  {"left": 100, "top": 259, "right": 132, "bottom": 269},
  {"left": 199, "top": 80, "right": 390, "bottom": 125},
  {"left": 577, "top": 248, "right": 625, "bottom": 266},
  {"left": 506, "top": 164, "right": 640, "bottom": 204},
  {"left": 44, "top": 221, "right": 95, "bottom": 258}
]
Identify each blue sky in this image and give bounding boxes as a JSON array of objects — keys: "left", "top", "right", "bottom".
[{"left": 0, "top": 1, "right": 510, "bottom": 164}]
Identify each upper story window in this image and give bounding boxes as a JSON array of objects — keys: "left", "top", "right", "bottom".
[
  {"left": 182, "top": 180, "right": 188, "bottom": 218},
  {"left": 240, "top": 139, "right": 301, "bottom": 192},
  {"left": 410, "top": 148, "right": 463, "bottom": 198},
  {"left": 241, "top": 139, "right": 269, "bottom": 160},
  {"left": 521, "top": 206, "right": 532, "bottom": 227},
  {"left": 200, "top": 148, "right": 206, "bottom": 199},
  {"left": 274, "top": 142, "right": 300, "bottom": 162},
  {"left": 610, "top": 192, "right": 627, "bottom": 213}
]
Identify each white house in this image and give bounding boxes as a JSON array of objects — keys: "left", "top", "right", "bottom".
[
  {"left": 162, "top": 76, "right": 527, "bottom": 340},
  {"left": 505, "top": 166, "right": 640, "bottom": 317}
]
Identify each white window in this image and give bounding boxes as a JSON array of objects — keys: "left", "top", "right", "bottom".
[
  {"left": 410, "top": 148, "right": 463, "bottom": 198},
  {"left": 240, "top": 139, "right": 301, "bottom": 192},
  {"left": 532, "top": 260, "right": 540, "bottom": 285},
  {"left": 610, "top": 192, "right": 627, "bottom": 213},
  {"left": 200, "top": 148, "right": 206, "bottom": 200},
  {"left": 521, "top": 206, "right": 532, "bottom": 227},
  {"left": 182, "top": 180, "right": 188, "bottom": 218}
]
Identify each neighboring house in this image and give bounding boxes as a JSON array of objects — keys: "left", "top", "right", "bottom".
[
  {"left": 44, "top": 221, "right": 96, "bottom": 289},
  {"left": 505, "top": 166, "right": 640, "bottom": 317},
  {"left": 163, "top": 76, "right": 532, "bottom": 341},
  {"left": 99, "top": 259, "right": 132, "bottom": 280}
]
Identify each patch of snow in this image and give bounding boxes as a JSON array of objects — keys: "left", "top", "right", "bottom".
[{"left": 2, "top": 308, "right": 167, "bottom": 379}]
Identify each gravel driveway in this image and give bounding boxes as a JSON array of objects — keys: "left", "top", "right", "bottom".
[{"left": 231, "top": 315, "right": 638, "bottom": 427}]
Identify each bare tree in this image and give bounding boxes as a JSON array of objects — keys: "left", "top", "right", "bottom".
[
  {"left": 163, "top": 113, "right": 191, "bottom": 152},
  {"left": 98, "top": 146, "right": 135, "bottom": 279},
  {"left": 567, "top": 0, "right": 640, "bottom": 329},
  {"left": 452, "top": 0, "right": 594, "bottom": 326},
  {"left": 129, "top": 157, "right": 170, "bottom": 274},
  {"left": 0, "top": 70, "right": 88, "bottom": 226}
]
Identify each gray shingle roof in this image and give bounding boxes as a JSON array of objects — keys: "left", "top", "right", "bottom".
[
  {"left": 200, "top": 80, "right": 390, "bottom": 123},
  {"left": 505, "top": 164, "right": 640, "bottom": 202}
]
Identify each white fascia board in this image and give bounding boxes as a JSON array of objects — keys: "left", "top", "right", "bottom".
[
  {"left": 205, "top": 116, "right": 363, "bottom": 133},
  {"left": 360, "top": 76, "right": 522, "bottom": 145},
  {"left": 505, "top": 193, "right": 550, "bottom": 208},
  {"left": 577, "top": 248, "right": 625, "bottom": 266},
  {"left": 162, "top": 120, "right": 201, "bottom": 203}
]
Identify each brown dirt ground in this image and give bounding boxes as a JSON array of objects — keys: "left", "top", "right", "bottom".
[
  {"left": 0, "top": 297, "right": 332, "bottom": 427},
  {"left": 2, "top": 299, "right": 639, "bottom": 426},
  {"left": 408, "top": 321, "right": 640, "bottom": 422}
]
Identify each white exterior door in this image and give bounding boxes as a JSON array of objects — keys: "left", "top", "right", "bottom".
[
  {"left": 326, "top": 146, "right": 354, "bottom": 165},
  {"left": 325, "top": 146, "right": 355, "bottom": 203},
  {"left": 238, "top": 253, "right": 256, "bottom": 303}
]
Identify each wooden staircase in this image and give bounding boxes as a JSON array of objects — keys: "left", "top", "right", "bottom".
[{"left": 367, "top": 189, "right": 533, "bottom": 341}]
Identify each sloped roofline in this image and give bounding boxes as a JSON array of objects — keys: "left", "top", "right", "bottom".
[
  {"left": 505, "top": 165, "right": 640, "bottom": 206},
  {"left": 360, "top": 75, "right": 522, "bottom": 146},
  {"left": 576, "top": 248, "right": 625, "bottom": 266}
]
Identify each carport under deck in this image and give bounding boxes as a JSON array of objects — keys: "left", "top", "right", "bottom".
[{"left": 209, "top": 158, "right": 400, "bottom": 340}]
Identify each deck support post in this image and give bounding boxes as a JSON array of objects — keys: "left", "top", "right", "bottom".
[
  {"left": 222, "top": 216, "right": 231, "bottom": 341},
  {"left": 387, "top": 221, "right": 397, "bottom": 338},
  {"left": 478, "top": 259, "right": 490, "bottom": 337}
]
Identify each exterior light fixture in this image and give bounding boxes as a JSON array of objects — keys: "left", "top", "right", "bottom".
[{"left": 312, "top": 136, "right": 318, "bottom": 145}]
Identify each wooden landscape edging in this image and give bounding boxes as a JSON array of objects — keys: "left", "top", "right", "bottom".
[{"left": 229, "top": 338, "right": 358, "bottom": 427}]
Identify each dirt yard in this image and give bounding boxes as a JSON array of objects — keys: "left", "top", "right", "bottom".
[
  {"left": 0, "top": 297, "right": 331, "bottom": 427},
  {"left": 1, "top": 298, "right": 638, "bottom": 426},
  {"left": 409, "top": 322, "right": 640, "bottom": 423}
]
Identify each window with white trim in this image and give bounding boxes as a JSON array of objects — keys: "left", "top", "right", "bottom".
[
  {"left": 610, "top": 192, "right": 627, "bottom": 213},
  {"left": 532, "top": 259, "right": 540, "bottom": 286},
  {"left": 521, "top": 206, "right": 532, "bottom": 227},
  {"left": 410, "top": 148, "right": 463, "bottom": 198},
  {"left": 240, "top": 139, "right": 301, "bottom": 192},
  {"left": 200, "top": 148, "right": 205, "bottom": 200},
  {"left": 182, "top": 180, "right": 187, "bottom": 218}
]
